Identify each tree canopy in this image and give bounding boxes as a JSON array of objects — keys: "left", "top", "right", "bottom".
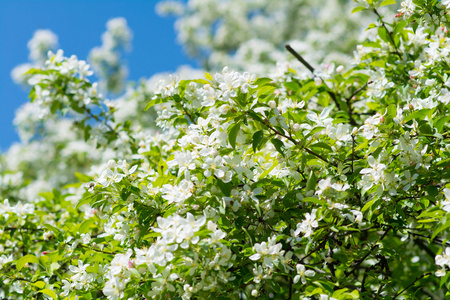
[{"left": 2, "top": 0, "right": 450, "bottom": 299}]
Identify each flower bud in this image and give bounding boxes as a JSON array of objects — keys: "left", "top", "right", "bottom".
[
  {"left": 293, "top": 124, "right": 301, "bottom": 132},
  {"left": 107, "top": 159, "right": 116, "bottom": 169},
  {"left": 336, "top": 65, "right": 345, "bottom": 73},
  {"left": 314, "top": 77, "right": 323, "bottom": 86},
  {"left": 268, "top": 100, "right": 277, "bottom": 109}
]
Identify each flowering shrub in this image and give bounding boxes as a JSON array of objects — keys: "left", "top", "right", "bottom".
[{"left": 3, "top": 0, "right": 450, "bottom": 299}]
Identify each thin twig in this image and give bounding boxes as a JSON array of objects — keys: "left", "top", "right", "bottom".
[
  {"left": 78, "top": 244, "right": 116, "bottom": 255},
  {"left": 413, "top": 238, "right": 436, "bottom": 259},
  {"left": 393, "top": 272, "right": 431, "bottom": 299},
  {"left": 182, "top": 106, "right": 195, "bottom": 124},
  {"left": 373, "top": 9, "right": 402, "bottom": 59},
  {"left": 328, "top": 238, "right": 336, "bottom": 278},
  {"left": 299, "top": 239, "right": 328, "bottom": 263},
  {"left": 345, "top": 227, "right": 391, "bottom": 276},
  {"left": 85, "top": 109, "right": 115, "bottom": 132},
  {"left": 345, "top": 81, "right": 370, "bottom": 126},
  {"left": 285, "top": 44, "right": 361, "bottom": 122},
  {"left": 346, "top": 81, "right": 371, "bottom": 103},
  {"left": 260, "top": 117, "right": 333, "bottom": 165},
  {"left": 407, "top": 231, "right": 450, "bottom": 247},
  {"left": 285, "top": 44, "right": 315, "bottom": 73}
]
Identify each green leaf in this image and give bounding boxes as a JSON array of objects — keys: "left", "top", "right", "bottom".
[
  {"left": 38, "top": 289, "right": 58, "bottom": 300},
  {"left": 271, "top": 138, "right": 285, "bottom": 156},
  {"left": 75, "top": 172, "right": 92, "bottom": 182},
  {"left": 306, "top": 170, "right": 317, "bottom": 192},
  {"left": 248, "top": 111, "right": 264, "bottom": 123},
  {"left": 16, "top": 254, "right": 40, "bottom": 271},
  {"left": 228, "top": 122, "right": 241, "bottom": 149},
  {"left": 394, "top": 20, "right": 407, "bottom": 35},
  {"left": 252, "top": 130, "right": 264, "bottom": 152},
  {"left": 396, "top": 204, "right": 406, "bottom": 220},
  {"left": 386, "top": 104, "right": 397, "bottom": 119},
  {"left": 76, "top": 193, "right": 95, "bottom": 209},
  {"left": 50, "top": 262, "right": 61, "bottom": 274},
  {"left": 435, "top": 115, "right": 450, "bottom": 133},
  {"left": 378, "top": 26, "right": 389, "bottom": 44},
  {"left": 419, "top": 122, "right": 433, "bottom": 135},
  {"left": 440, "top": 271, "right": 450, "bottom": 288},
  {"left": 259, "top": 160, "right": 279, "bottom": 179},
  {"left": 303, "top": 197, "right": 326, "bottom": 205},
  {"left": 349, "top": 289, "right": 360, "bottom": 299},
  {"left": 38, "top": 192, "right": 54, "bottom": 201},
  {"left": 254, "top": 77, "right": 273, "bottom": 87},
  {"left": 79, "top": 219, "right": 95, "bottom": 234},
  {"left": 432, "top": 216, "right": 450, "bottom": 240},
  {"left": 380, "top": 0, "right": 396, "bottom": 7},
  {"left": 284, "top": 81, "right": 300, "bottom": 92},
  {"left": 216, "top": 179, "right": 232, "bottom": 197},
  {"left": 361, "top": 199, "right": 376, "bottom": 213},
  {"left": 257, "top": 85, "right": 276, "bottom": 98},
  {"left": 305, "top": 126, "right": 325, "bottom": 139},
  {"left": 309, "top": 142, "right": 332, "bottom": 151},
  {"left": 33, "top": 281, "right": 46, "bottom": 289},
  {"left": 351, "top": 6, "right": 366, "bottom": 13},
  {"left": 190, "top": 79, "right": 209, "bottom": 85},
  {"left": 403, "top": 109, "right": 433, "bottom": 123},
  {"left": 314, "top": 281, "right": 335, "bottom": 293},
  {"left": 205, "top": 72, "right": 213, "bottom": 81},
  {"left": 144, "top": 98, "right": 163, "bottom": 111},
  {"left": 43, "top": 223, "right": 61, "bottom": 234}
]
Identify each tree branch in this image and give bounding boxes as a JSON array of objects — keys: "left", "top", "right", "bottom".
[
  {"left": 373, "top": 9, "right": 402, "bottom": 59},
  {"left": 285, "top": 44, "right": 315, "bottom": 73},
  {"left": 259, "top": 117, "right": 333, "bottom": 165},
  {"left": 345, "top": 227, "right": 391, "bottom": 276},
  {"left": 393, "top": 272, "right": 431, "bottom": 299},
  {"left": 346, "top": 81, "right": 371, "bottom": 103}
]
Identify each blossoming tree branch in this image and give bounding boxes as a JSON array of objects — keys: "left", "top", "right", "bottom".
[{"left": 1, "top": 0, "right": 450, "bottom": 299}]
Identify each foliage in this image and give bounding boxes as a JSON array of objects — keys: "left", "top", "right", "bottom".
[{"left": 2, "top": 0, "right": 450, "bottom": 299}]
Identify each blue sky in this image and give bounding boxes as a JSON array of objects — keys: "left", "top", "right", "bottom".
[{"left": 0, "top": 0, "right": 196, "bottom": 151}]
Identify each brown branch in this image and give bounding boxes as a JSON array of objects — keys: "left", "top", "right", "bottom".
[
  {"left": 285, "top": 44, "right": 315, "bottom": 73},
  {"left": 286, "top": 44, "right": 363, "bottom": 123}
]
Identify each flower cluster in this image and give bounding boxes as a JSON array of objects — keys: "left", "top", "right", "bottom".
[
  {"left": 2, "top": 0, "right": 450, "bottom": 299},
  {"left": 157, "top": 0, "right": 396, "bottom": 73},
  {"left": 11, "top": 29, "right": 58, "bottom": 86},
  {"left": 89, "top": 17, "right": 132, "bottom": 94}
]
